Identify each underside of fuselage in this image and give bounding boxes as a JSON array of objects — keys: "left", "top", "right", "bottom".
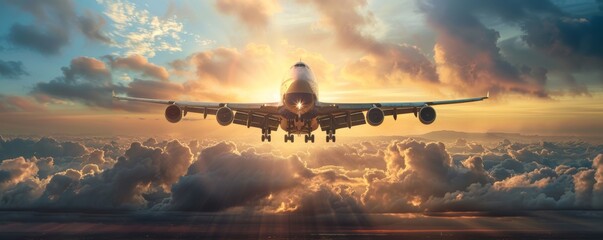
[{"left": 279, "top": 92, "right": 319, "bottom": 134}]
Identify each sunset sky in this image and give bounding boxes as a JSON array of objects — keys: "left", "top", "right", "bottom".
[
  {"left": 2, "top": 1, "right": 603, "bottom": 238},
  {"left": 0, "top": 0, "right": 602, "bottom": 137}
]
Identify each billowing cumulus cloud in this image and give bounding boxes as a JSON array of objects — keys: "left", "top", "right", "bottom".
[
  {"left": 0, "top": 157, "right": 39, "bottom": 189},
  {"left": 1, "top": 134, "right": 603, "bottom": 214},
  {"left": 414, "top": 0, "right": 603, "bottom": 97},
  {"left": 418, "top": 0, "right": 560, "bottom": 98},
  {"left": 215, "top": 0, "right": 280, "bottom": 30},
  {"left": 0, "top": 60, "right": 28, "bottom": 80},
  {"left": 35, "top": 140, "right": 193, "bottom": 209},
  {"left": 362, "top": 139, "right": 492, "bottom": 212},
  {"left": 163, "top": 141, "right": 312, "bottom": 211},
  {"left": 301, "top": 0, "right": 440, "bottom": 85}
]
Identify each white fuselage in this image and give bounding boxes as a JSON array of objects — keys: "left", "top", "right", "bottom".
[{"left": 279, "top": 62, "right": 320, "bottom": 133}]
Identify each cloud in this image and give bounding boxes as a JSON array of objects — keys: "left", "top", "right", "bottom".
[
  {"left": 215, "top": 0, "right": 280, "bottom": 30},
  {"left": 188, "top": 44, "right": 274, "bottom": 85},
  {"left": 125, "top": 79, "right": 184, "bottom": 99},
  {"left": 177, "top": 43, "right": 337, "bottom": 93},
  {"left": 2, "top": 135, "right": 603, "bottom": 214},
  {"left": 60, "top": 57, "right": 112, "bottom": 84},
  {"left": 7, "top": 23, "right": 69, "bottom": 55},
  {"left": 0, "top": 60, "right": 28, "bottom": 80},
  {"left": 163, "top": 141, "right": 312, "bottom": 211},
  {"left": 3, "top": 0, "right": 111, "bottom": 55},
  {"left": 38, "top": 140, "right": 193, "bottom": 209},
  {"left": 0, "top": 95, "right": 45, "bottom": 112},
  {"left": 521, "top": 15, "right": 603, "bottom": 71},
  {"left": 416, "top": 0, "right": 603, "bottom": 97},
  {"left": 107, "top": 55, "right": 169, "bottom": 81},
  {"left": 99, "top": 0, "right": 183, "bottom": 57},
  {"left": 594, "top": 154, "right": 603, "bottom": 207},
  {"left": 362, "top": 139, "right": 492, "bottom": 212},
  {"left": 417, "top": 0, "right": 560, "bottom": 98},
  {"left": 305, "top": 143, "right": 385, "bottom": 170},
  {"left": 0, "top": 157, "right": 39, "bottom": 189},
  {"left": 31, "top": 56, "right": 116, "bottom": 109},
  {"left": 78, "top": 11, "right": 113, "bottom": 44},
  {"left": 0, "top": 137, "right": 90, "bottom": 160},
  {"left": 31, "top": 55, "right": 182, "bottom": 112},
  {"left": 301, "top": 0, "right": 440, "bottom": 85}
]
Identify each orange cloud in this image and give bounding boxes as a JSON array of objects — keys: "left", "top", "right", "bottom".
[
  {"left": 300, "top": 0, "right": 440, "bottom": 87},
  {"left": 215, "top": 0, "right": 280, "bottom": 29},
  {"left": 109, "top": 55, "right": 170, "bottom": 81}
]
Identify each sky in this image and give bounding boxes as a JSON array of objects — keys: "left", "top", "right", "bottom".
[
  {"left": 1, "top": 1, "right": 603, "bottom": 238},
  {"left": 0, "top": 0, "right": 602, "bottom": 137}
]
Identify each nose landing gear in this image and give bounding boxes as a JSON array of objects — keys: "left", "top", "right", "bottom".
[
  {"left": 284, "top": 133, "right": 294, "bottom": 143},
  {"left": 326, "top": 129, "right": 336, "bottom": 142}
]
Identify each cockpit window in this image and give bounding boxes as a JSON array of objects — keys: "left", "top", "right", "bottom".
[{"left": 294, "top": 62, "right": 307, "bottom": 68}]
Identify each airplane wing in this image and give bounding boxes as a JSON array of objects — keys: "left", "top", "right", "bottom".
[
  {"left": 314, "top": 93, "right": 489, "bottom": 132},
  {"left": 112, "top": 93, "right": 282, "bottom": 131}
]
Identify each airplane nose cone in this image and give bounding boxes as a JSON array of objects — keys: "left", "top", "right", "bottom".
[{"left": 286, "top": 80, "right": 314, "bottom": 94}]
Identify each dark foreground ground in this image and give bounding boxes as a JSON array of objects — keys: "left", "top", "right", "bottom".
[{"left": 1, "top": 210, "right": 603, "bottom": 239}]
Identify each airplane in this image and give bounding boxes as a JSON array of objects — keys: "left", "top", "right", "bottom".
[{"left": 113, "top": 62, "right": 488, "bottom": 143}]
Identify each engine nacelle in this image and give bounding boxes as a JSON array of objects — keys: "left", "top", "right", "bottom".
[
  {"left": 216, "top": 107, "right": 234, "bottom": 126},
  {"left": 366, "top": 107, "right": 385, "bottom": 126},
  {"left": 418, "top": 106, "right": 436, "bottom": 125},
  {"left": 164, "top": 105, "right": 182, "bottom": 123}
]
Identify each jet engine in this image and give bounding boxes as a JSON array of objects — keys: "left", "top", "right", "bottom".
[
  {"left": 366, "top": 107, "right": 385, "bottom": 126},
  {"left": 164, "top": 105, "right": 182, "bottom": 123},
  {"left": 418, "top": 106, "right": 436, "bottom": 125},
  {"left": 216, "top": 107, "right": 234, "bottom": 126}
]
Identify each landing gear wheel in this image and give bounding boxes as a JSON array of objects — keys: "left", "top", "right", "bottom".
[
  {"left": 284, "top": 134, "right": 294, "bottom": 143},
  {"left": 261, "top": 128, "right": 271, "bottom": 142},
  {"left": 325, "top": 130, "right": 336, "bottom": 142},
  {"left": 304, "top": 134, "right": 315, "bottom": 143}
]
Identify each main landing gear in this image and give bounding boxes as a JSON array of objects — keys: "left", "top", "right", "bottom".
[
  {"left": 261, "top": 128, "right": 271, "bottom": 142},
  {"left": 304, "top": 134, "right": 315, "bottom": 143},
  {"left": 326, "top": 129, "right": 336, "bottom": 142}
]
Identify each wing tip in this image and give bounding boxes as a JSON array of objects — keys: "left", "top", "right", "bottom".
[{"left": 485, "top": 91, "right": 490, "bottom": 99}]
